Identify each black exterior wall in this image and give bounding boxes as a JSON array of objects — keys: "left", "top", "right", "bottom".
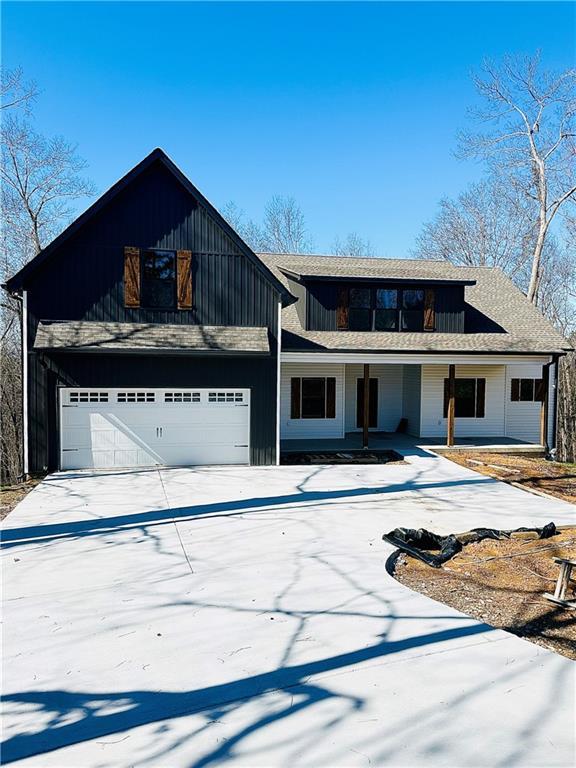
[
  {"left": 31, "top": 353, "right": 276, "bottom": 470},
  {"left": 20, "top": 157, "right": 282, "bottom": 471},
  {"left": 305, "top": 281, "right": 466, "bottom": 333}
]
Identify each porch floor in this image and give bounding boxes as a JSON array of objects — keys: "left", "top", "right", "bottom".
[{"left": 281, "top": 432, "right": 544, "bottom": 457}]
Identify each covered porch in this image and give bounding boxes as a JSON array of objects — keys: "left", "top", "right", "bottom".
[
  {"left": 280, "top": 432, "right": 545, "bottom": 458},
  {"left": 279, "top": 356, "right": 554, "bottom": 454}
]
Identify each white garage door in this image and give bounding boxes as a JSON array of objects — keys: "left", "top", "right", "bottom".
[{"left": 59, "top": 388, "right": 250, "bottom": 470}]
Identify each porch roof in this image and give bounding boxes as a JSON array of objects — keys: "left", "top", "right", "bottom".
[{"left": 33, "top": 321, "right": 270, "bottom": 355}]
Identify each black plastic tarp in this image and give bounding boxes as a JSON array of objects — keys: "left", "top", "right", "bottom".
[{"left": 382, "top": 522, "right": 557, "bottom": 568}]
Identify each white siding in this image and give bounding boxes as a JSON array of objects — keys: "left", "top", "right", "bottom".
[
  {"left": 420, "top": 364, "right": 506, "bottom": 437},
  {"left": 280, "top": 363, "right": 345, "bottom": 439},
  {"left": 344, "top": 364, "right": 404, "bottom": 432},
  {"left": 504, "top": 363, "right": 553, "bottom": 445},
  {"left": 402, "top": 365, "right": 421, "bottom": 436}
]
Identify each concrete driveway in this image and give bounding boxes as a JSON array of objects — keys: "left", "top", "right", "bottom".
[{"left": 2, "top": 448, "right": 575, "bottom": 767}]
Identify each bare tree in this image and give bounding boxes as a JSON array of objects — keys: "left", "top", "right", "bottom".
[
  {"left": 222, "top": 196, "right": 311, "bottom": 253},
  {"left": 2, "top": 116, "right": 96, "bottom": 265},
  {"left": 458, "top": 53, "right": 576, "bottom": 302},
  {"left": 261, "top": 195, "right": 310, "bottom": 253},
  {"left": 1, "top": 67, "right": 37, "bottom": 113},
  {"left": 1, "top": 96, "right": 94, "bottom": 482},
  {"left": 332, "top": 232, "right": 374, "bottom": 257},
  {"left": 413, "top": 179, "right": 536, "bottom": 278}
]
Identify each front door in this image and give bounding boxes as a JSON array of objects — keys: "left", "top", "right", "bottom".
[{"left": 356, "top": 378, "right": 378, "bottom": 429}]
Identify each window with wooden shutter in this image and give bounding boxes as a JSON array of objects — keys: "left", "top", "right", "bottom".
[
  {"left": 124, "top": 246, "right": 141, "bottom": 307},
  {"left": 336, "top": 286, "right": 349, "bottom": 330},
  {"left": 176, "top": 250, "right": 193, "bottom": 309},
  {"left": 424, "top": 288, "right": 435, "bottom": 331}
]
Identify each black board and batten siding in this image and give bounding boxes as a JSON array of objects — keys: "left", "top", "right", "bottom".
[
  {"left": 24, "top": 160, "right": 281, "bottom": 470},
  {"left": 305, "top": 281, "right": 465, "bottom": 333}
]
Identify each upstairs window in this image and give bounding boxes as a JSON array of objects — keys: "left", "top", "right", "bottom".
[
  {"left": 349, "top": 288, "right": 372, "bottom": 331},
  {"left": 401, "top": 289, "right": 424, "bottom": 331},
  {"left": 511, "top": 378, "right": 545, "bottom": 402},
  {"left": 141, "top": 250, "right": 176, "bottom": 308},
  {"left": 337, "top": 285, "right": 431, "bottom": 332},
  {"left": 375, "top": 289, "right": 398, "bottom": 330}
]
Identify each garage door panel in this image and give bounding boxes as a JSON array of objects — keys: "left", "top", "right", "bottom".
[{"left": 60, "top": 388, "right": 251, "bottom": 470}]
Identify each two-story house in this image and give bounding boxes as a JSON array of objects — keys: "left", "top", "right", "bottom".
[{"left": 4, "top": 149, "right": 572, "bottom": 473}]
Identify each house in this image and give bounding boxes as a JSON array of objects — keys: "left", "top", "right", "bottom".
[{"left": 4, "top": 149, "right": 572, "bottom": 473}]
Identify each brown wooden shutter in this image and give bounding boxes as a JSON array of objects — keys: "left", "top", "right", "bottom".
[
  {"left": 424, "top": 288, "right": 435, "bottom": 331},
  {"left": 326, "top": 377, "right": 336, "bottom": 418},
  {"left": 511, "top": 378, "right": 520, "bottom": 402},
  {"left": 476, "top": 378, "right": 486, "bottom": 418},
  {"left": 443, "top": 378, "right": 449, "bottom": 418},
  {"left": 176, "top": 250, "right": 192, "bottom": 309},
  {"left": 336, "top": 286, "right": 349, "bottom": 330},
  {"left": 356, "top": 378, "right": 378, "bottom": 428},
  {"left": 124, "top": 247, "right": 141, "bottom": 307},
  {"left": 290, "top": 378, "right": 301, "bottom": 419}
]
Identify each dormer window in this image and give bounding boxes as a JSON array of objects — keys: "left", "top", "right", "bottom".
[{"left": 336, "top": 284, "right": 432, "bottom": 332}]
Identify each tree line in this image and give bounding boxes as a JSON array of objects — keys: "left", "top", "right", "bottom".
[{"left": 1, "top": 53, "right": 574, "bottom": 483}]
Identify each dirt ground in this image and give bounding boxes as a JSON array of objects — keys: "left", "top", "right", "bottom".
[
  {"left": 1, "top": 477, "right": 43, "bottom": 521},
  {"left": 394, "top": 526, "right": 576, "bottom": 659},
  {"left": 438, "top": 451, "right": 576, "bottom": 504}
]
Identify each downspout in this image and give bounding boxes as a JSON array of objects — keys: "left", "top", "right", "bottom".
[
  {"left": 550, "top": 355, "right": 560, "bottom": 454},
  {"left": 275, "top": 299, "right": 282, "bottom": 466},
  {"left": 22, "top": 290, "right": 29, "bottom": 478},
  {"left": 542, "top": 358, "right": 555, "bottom": 455}
]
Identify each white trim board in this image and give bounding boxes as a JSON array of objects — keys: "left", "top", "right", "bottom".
[{"left": 281, "top": 352, "right": 553, "bottom": 366}]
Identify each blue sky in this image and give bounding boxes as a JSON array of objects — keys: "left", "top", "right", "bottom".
[{"left": 3, "top": 2, "right": 575, "bottom": 256}]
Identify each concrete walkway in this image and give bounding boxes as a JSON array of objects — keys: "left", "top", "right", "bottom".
[{"left": 2, "top": 449, "right": 575, "bottom": 766}]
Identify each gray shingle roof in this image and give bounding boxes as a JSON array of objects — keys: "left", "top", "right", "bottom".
[
  {"left": 258, "top": 253, "right": 571, "bottom": 355},
  {"left": 33, "top": 321, "right": 270, "bottom": 354}
]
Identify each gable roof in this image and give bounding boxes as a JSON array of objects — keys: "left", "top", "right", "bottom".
[
  {"left": 259, "top": 253, "right": 572, "bottom": 355},
  {"left": 4, "top": 149, "right": 293, "bottom": 305}
]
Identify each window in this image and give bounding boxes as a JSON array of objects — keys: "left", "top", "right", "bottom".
[
  {"left": 208, "top": 392, "right": 245, "bottom": 403},
  {"left": 117, "top": 392, "right": 156, "bottom": 403},
  {"left": 443, "top": 378, "right": 486, "bottom": 418},
  {"left": 349, "top": 288, "right": 372, "bottom": 331},
  {"left": 511, "top": 378, "right": 545, "bottom": 402},
  {"left": 375, "top": 289, "right": 398, "bottom": 331},
  {"left": 141, "top": 250, "right": 176, "bottom": 308},
  {"left": 69, "top": 391, "right": 109, "bottom": 403},
  {"left": 337, "top": 285, "right": 430, "bottom": 332},
  {"left": 401, "top": 289, "right": 424, "bottom": 331},
  {"left": 290, "top": 377, "right": 336, "bottom": 419}
]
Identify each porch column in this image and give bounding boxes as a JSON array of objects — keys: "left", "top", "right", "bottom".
[
  {"left": 447, "top": 364, "right": 455, "bottom": 447},
  {"left": 540, "top": 363, "right": 550, "bottom": 450},
  {"left": 363, "top": 363, "right": 370, "bottom": 448}
]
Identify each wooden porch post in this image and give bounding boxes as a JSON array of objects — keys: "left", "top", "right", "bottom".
[
  {"left": 540, "top": 363, "right": 550, "bottom": 450},
  {"left": 363, "top": 363, "right": 370, "bottom": 449},
  {"left": 447, "top": 364, "right": 455, "bottom": 447}
]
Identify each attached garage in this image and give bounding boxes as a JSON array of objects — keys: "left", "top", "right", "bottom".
[{"left": 60, "top": 388, "right": 250, "bottom": 470}]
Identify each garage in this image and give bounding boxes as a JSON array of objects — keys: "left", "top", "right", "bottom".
[{"left": 59, "top": 388, "right": 250, "bottom": 470}]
